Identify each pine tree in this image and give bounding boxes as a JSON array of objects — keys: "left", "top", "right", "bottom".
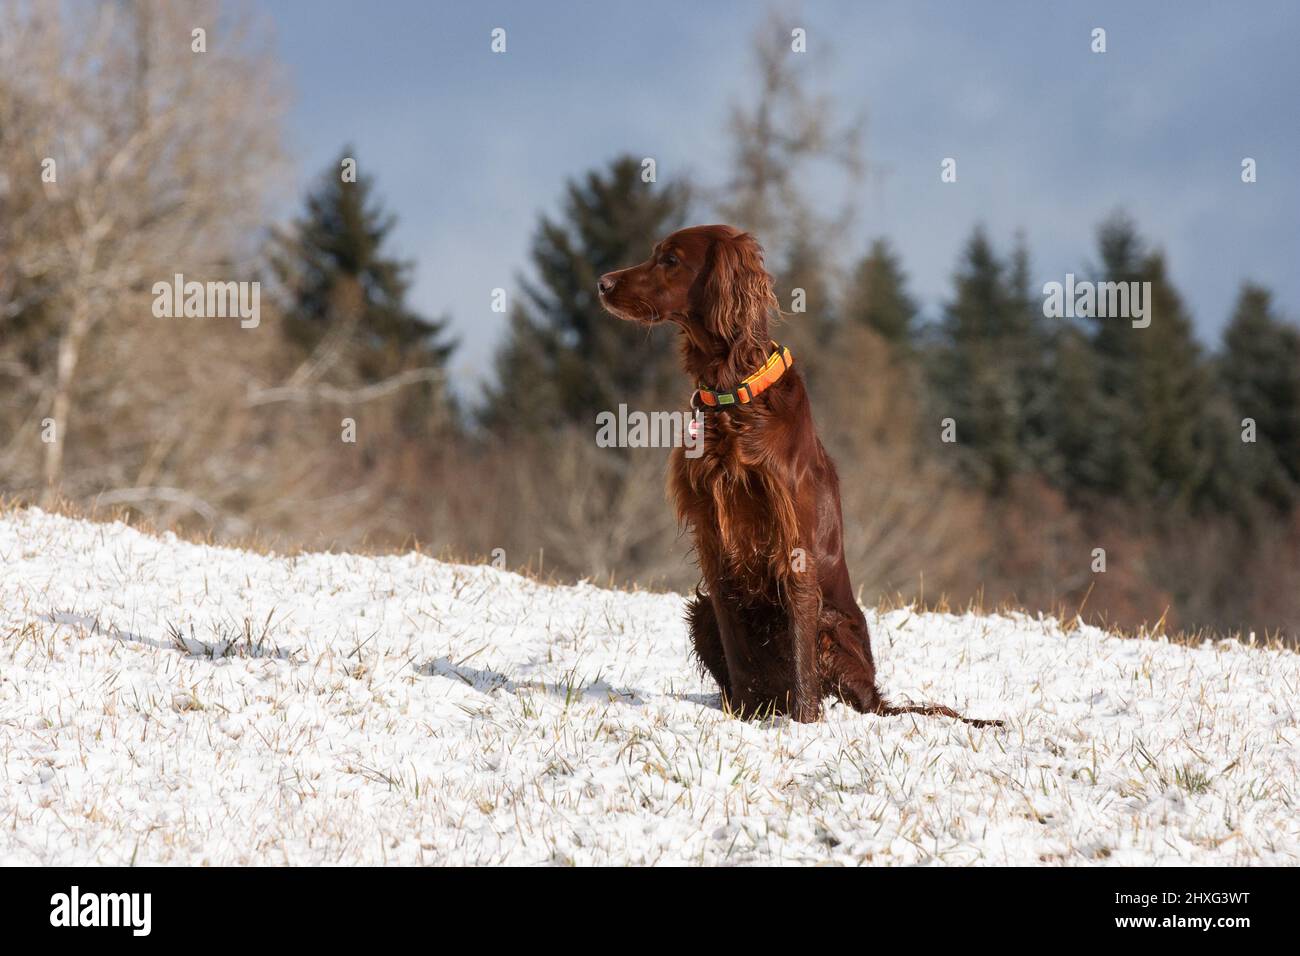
[
  {"left": 929, "top": 228, "right": 1027, "bottom": 492},
  {"left": 1132, "top": 253, "right": 1210, "bottom": 503},
  {"left": 1073, "top": 214, "right": 1215, "bottom": 505},
  {"left": 480, "top": 156, "right": 690, "bottom": 434},
  {"left": 1091, "top": 215, "right": 1219, "bottom": 504},
  {"left": 1045, "top": 324, "right": 1108, "bottom": 490},
  {"left": 1221, "top": 283, "right": 1300, "bottom": 509},
  {"left": 842, "top": 238, "right": 917, "bottom": 346},
  {"left": 269, "top": 149, "right": 454, "bottom": 385},
  {"left": 1072, "top": 215, "right": 1144, "bottom": 498},
  {"left": 774, "top": 226, "right": 837, "bottom": 388},
  {"left": 1006, "top": 236, "right": 1058, "bottom": 465}
]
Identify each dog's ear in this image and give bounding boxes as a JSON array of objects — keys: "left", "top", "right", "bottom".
[{"left": 705, "top": 231, "right": 777, "bottom": 347}]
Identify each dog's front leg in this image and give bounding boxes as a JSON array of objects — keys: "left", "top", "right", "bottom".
[
  {"left": 786, "top": 575, "right": 822, "bottom": 723},
  {"left": 709, "top": 590, "right": 757, "bottom": 715}
]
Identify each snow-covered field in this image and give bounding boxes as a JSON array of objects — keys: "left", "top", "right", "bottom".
[{"left": 1, "top": 508, "right": 1296, "bottom": 865}]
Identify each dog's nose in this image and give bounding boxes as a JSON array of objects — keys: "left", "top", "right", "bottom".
[{"left": 597, "top": 273, "right": 617, "bottom": 296}]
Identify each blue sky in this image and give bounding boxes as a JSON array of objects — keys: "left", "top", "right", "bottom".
[{"left": 265, "top": 0, "right": 1299, "bottom": 397}]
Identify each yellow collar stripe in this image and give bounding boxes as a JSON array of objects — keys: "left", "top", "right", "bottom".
[{"left": 694, "top": 344, "right": 793, "bottom": 408}]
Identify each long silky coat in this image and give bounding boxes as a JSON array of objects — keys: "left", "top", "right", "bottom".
[{"left": 599, "top": 225, "right": 997, "bottom": 725}]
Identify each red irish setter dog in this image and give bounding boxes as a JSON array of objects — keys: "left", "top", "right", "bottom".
[{"left": 599, "top": 224, "right": 998, "bottom": 726}]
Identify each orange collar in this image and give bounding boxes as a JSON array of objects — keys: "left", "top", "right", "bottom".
[{"left": 692, "top": 344, "right": 793, "bottom": 409}]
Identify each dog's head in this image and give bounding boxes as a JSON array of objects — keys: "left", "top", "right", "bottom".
[{"left": 597, "top": 224, "right": 777, "bottom": 355}]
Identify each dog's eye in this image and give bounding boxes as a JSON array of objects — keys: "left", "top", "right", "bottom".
[{"left": 661, "top": 255, "right": 679, "bottom": 268}]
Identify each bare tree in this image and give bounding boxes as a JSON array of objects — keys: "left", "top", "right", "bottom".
[
  {"left": 0, "top": 0, "right": 285, "bottom": 502},
  {"left": 715, "top": 9, "right": 865, "bottom": 258}
]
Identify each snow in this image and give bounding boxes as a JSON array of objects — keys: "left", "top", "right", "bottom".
[{"left": 1, "top": 507, "right": 1296, "bottom": 865}]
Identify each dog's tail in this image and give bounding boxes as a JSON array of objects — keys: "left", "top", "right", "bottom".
[{"left": 875, "top": 699, "right": 1003, "bottom": 728}]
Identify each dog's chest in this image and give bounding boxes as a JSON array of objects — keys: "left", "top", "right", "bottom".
[
  {"left": 673, "top": 414, "right": 793, "bottom": 588},
  {"left": 681, "top": 413, "right": 764, "bottom": 501}
]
